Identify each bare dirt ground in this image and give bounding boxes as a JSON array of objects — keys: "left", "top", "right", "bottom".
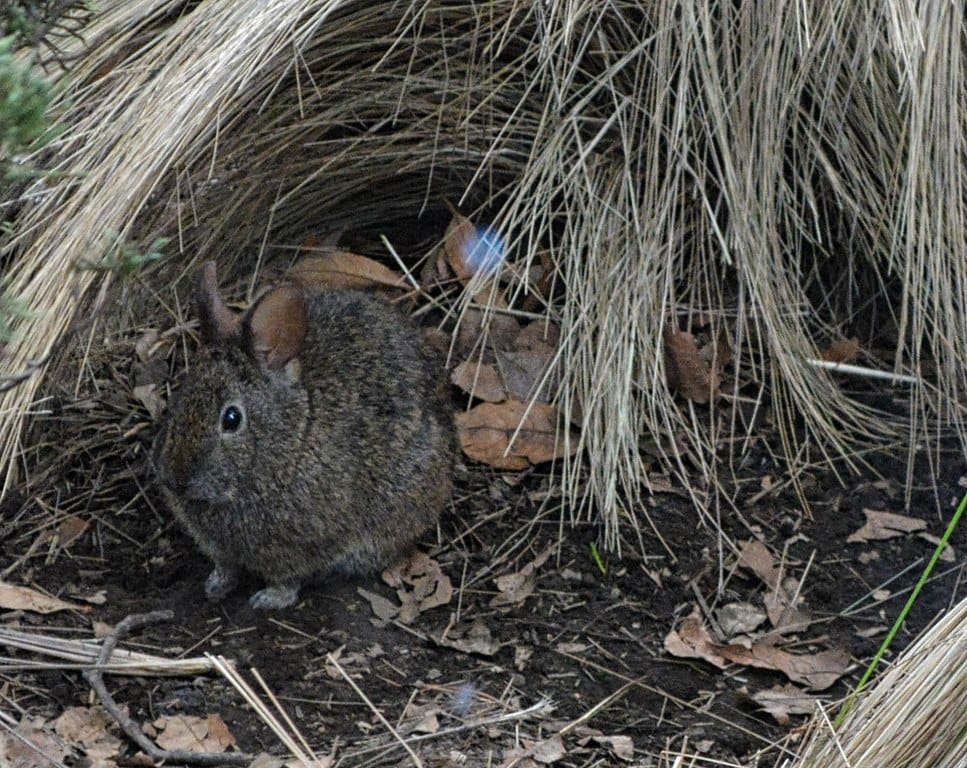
[{"left": 2, "top": 406, "right": 966, "bottom": 767}]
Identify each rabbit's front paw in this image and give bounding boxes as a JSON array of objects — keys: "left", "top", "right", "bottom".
[
  {"left": 205, "top": 566, "right": 240, "bottom": 601},
  {"left": 249, "top": 584, "right": 299, "bottom": 610}
]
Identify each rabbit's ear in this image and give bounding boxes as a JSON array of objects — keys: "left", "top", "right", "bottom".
[
  {"left": 244, "top": 282, "right": 307, "bottom": 371},
  {"left": 195, "top": 261, "right": 240, "bottom": 343}
]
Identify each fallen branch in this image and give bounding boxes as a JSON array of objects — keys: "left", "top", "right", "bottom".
[{"left": 83, "top": 610, "right": 251, "bottom": 766}]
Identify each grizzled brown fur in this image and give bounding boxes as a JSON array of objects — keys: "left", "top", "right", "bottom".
[{"left": 154, "top": 262, "right": 454, "bottom": 609}]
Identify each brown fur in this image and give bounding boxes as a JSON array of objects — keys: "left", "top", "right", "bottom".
[{"left": 154, "top": 262, "right": 455, "bottom": 609}]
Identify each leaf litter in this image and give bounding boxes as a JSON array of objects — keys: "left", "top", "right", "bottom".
[
  {"left": 378, "top": 552, "right": 453, "bottom": 624},
  {"left": 664, "top": 607, "right": 850, "bottom": 691},
  {"left": 666, "top": 535, "right": 853, "bottom": 719},
  {"left": 491, "top": 546, "right": 553, "bottom": 608},
  {"left": 288, "top": 251, "right": 408, "bottom": 293},
  {"left": 847, "top": 508, "right": 928, "bottom": 543},
  {"left": 0, "top": 583, "right": 90, "bottom": 614},
  {"left": 146, "top": 713, "right": 237, "bottom": 754},
  {"left": 0, "top": 718, "right": 70, "bottom": 768},
  {"left": 53, "top": 707, "right": 123, "bottom": 768},
  {"left": 455, "top": 401, "right": 577, "bottom": 470}
]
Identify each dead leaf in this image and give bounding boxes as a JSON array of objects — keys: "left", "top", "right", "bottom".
[
  {"left": 750, "top": 684, "right": 819, "bottom": 726},
  {"left": 135, "top": 329, "right": 160, "bottom": 363},
  {"left": 436, "top": 618, "right": 500, "bottom": 656},
  {"left": 451, "top": 360, "right": 507, "bottom": 402},
  {"left": 151, "top": 714, "right": 236, "bottom": 754},
  {"left": 491, "top": 547, "right": 552, "bottom": 607},
  {"left": 317, "top": 646, "right": 371, "bottom": 681},
  {"left": 555, "top": 642, "right": 588, "bottom": 654},
  {"left": 132, "top": 384, "right": 164, "bottom": 422},
  {"left": 919, "top": 532, "right": 956, "bottom": 562},
  {"left": 735, "top": 643, "right": 849, "bottom": 691},
  {"left": 455, "top": 400, "right": 577, "bottom": 470},
  {"left": 736, "top": 539, "right": 781, "bottom": 590},
  {"left": 439, "top": 213, "right": 478, "bottom": 282},
  {"left": 716, "top": 602, "right": 767, "bottom": 637},
  {"left": 847, "top": 509, "right": 927, "bottom": 543},
  {"left": 401, "top": 703, "right": 441, "bottom": 735},
  {"left": 92, "top": 620, "right": 114, "bottom": 638},
  {"left": 55, "top": 516, "right": 89, "bottom": 550},
  {"left": 288, "top": 253, "right": 407, "bottom": 292},
  {"left": 68, "top": 588, "right": 108, "bottom": 606},
  {"left": 381, "top": 552, "right": 453, "bottom": 624},
  {"left": 498, "top": 748, "right": 539, "bottom": 768},
  {"left": 514, "top": 645, "right": 534, "bottom": 671},
  {"left": 591, "top": 734, "right": 634, "bottom": 761},
  {"left": 496, "top": 346, "right": 558, "bottom": 402},
  {"left": 515, "top": 321, "right": 561, "bottom": 351},
  {"left": 664, "top": 326, "right": 718, "bottom": 403},
  {"left": 54, "top": 707, "right": 122, "bottom": 768},
  {"left": 0, "top": 582, "right": 90, "bottom": 614},
  {"left": 500, "top": 735, "right": 566, "bottom": 767},
  {"left": 530, "top": 734, "right": 566, "bottom": 764},
  {"left": 455, "top": 307, "right": 520, "bottom": 360},
  {"left": 664, "top": 607, "right": 849, "bottom": 690},
  {"left": 0, "top": 717, "right": 71, "bottom": 768},
  {"left": 357, "top": 588, "right": 399, "bottom": 621},
  {"left": 663, "top": 607, "right": 728, "bottom": 666},
  {"left": 438, "top": 213, "right": 505, "bottom": 282},
  {"left": 819, "top": 337, "right": 860, "bottom": 364},
  {"left": 763, "top": 581, "right": 811, "bottom": 632}
]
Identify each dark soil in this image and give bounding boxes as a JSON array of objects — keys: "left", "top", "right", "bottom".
[{"left": 3, "top": 421, "right": 966, "bottom": 767}]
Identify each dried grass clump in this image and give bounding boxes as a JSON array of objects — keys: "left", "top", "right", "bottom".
[
  {"left": 784, "top": 595, "right": 967, "bottom": 768},
  {"left": 2, "top": 1, "right": 966, "bottom": 543}
]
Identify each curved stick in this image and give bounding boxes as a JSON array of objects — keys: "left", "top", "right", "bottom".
[{"left": 83, "top": 610, "right": 251, "bottom": 766}]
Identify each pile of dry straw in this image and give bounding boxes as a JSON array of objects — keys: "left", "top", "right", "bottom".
[{"left": 3, "top": 0, "right": 966, "bottom": 541}]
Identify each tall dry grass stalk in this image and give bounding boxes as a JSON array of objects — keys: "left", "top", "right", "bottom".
[
  {"left": 784, "top": 595, "right": 967, "bottom": 767},
  {"left": 1, "top": 1, "right": 965, "bottom": 544}
]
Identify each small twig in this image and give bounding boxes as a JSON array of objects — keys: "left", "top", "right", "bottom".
[
  {"left": 0, "top": 626, "right": 217, "bottom": 675},
  {"left": 84, "top": 611, "right": 251, "bottom": 766},
  {"left": 557, "top": 680, "right": 634, "bottom": 737},
  {"left": 340, "top": 698, "right": 552, "bottom": 761},
  {"left": 805, "top": 358, "right": 919, "bottom": 385},
  {"left": 206, "top": 654, "right": 318, "bottom": 766},
  {"left": 250, "top": 667, "right": 318, "bottom": 761},
  {"left": 326, "top": 651, "right": 423, "bottom": 767}
]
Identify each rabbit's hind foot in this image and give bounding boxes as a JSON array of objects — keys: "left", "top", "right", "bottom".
[
  {"left": 249, "top": 583, "right": 299, "bottom": 610},
  {"left": 205, "top": 565, "right": 240, "bottom": 601}
]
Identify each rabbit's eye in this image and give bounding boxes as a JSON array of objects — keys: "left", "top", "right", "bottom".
[{"left": 220, "top": 404, "right": 244, "bottom": 433}]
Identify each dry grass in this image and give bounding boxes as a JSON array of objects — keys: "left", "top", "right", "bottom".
[
  {"left": 1, "top": 0, "right": 966, "bottom": 547},
  {"left": 783, "top": 594, "right": 967, "bottom": 768},
  {"left": 0, "top": 626, "right": 215, "bottom": 676}
]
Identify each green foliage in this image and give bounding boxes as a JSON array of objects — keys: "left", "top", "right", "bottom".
[
  {"left": 0, "top": 1, "right": 94, "bottom": 177},
  {"left": 0, "top": 292, "right": 35, "bottom": 343},
  {"left": 1, "top": 1, "right": 95, "bottom": 47},
  {"left": 0, "top": 35, "right": 53, "bottom": 167},
  {"left": 81, "top": 233, "right": 170, "bottom": 278},
  {"left": 589, "top": 542, "right": 607, "bottom": 575}
]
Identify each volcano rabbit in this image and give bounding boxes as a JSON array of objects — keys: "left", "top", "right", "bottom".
[{"left": 155, "top": 261, "right": 454, "bottom": 609}]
